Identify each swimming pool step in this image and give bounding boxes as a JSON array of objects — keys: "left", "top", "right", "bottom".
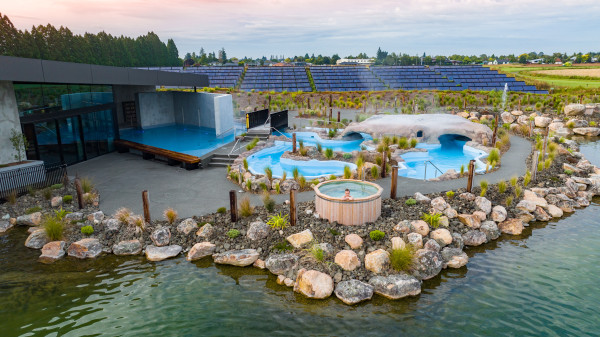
[{"left": 207, "top": 154, "right": 237, "bottom": 167}]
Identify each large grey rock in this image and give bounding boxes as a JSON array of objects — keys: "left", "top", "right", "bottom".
[
  {"left": 0, "top": 220, "right": 14, "bottom": 233},
  {"left": 457, "top": 214, "right": 481, "bottom": 229},
  {"left": 335, "top": 250, "right": 361, "bottom": 271},
  {"left": 196, "top": 223, "right": 214, "bottom": 239},
  {"left": 150, "top": 227, "right": 171, "bottom": 247},
  {"left": 265, "top": 253, "right": 299, "bottom": 275},
  {"left": 342, "top": 114, "right": 492, "bottom": 144},
  {"left": 145, "top": 245, "right": 182, "bottom": 261},
  {"left": 446, "top": 252, "right": 468, "bottom": 268},
  {"left": 498, "top": 218, "right": 524, "bottom": 235},
  {"left": 25, "top": 229, "right": 48, "bottom": 249},
  {"left": 430, "top": 228, "right": 452, "bottom": 247},
  {"left": 294, "top": 268, "right": 334, "bottom": 299},
  {"left": 16, "top": 212, "right": 42, "bottom": 226},
  {"left": 501, "top": 111, "right": 515, "bottom": 124},
  {"left": 112, "top": 240, "right": 142, "bottom": 256},
  {"left": 39, "top": 241, "right": 66, "bottom": 264},
  {"left": 286, "top": 229, "right": 314, "bottom": 248},
  {"left": 516, "top": 200, "right": 537, "bottom": 213},
  {"left": 247, "top": 221, "right": 270, "bottom": 241},
  {"left": 430, "top": 197, "right": 448, "bottom": 212},
  {"left": 441, "top": 247, "right": 464, "bottom": 262},
  {"left": 564, "top": 103, "right": 585, "bottom": 116},
  {"left": 87, "top": 211, "right": 104, "bottom": 224},
  {"left": 475, "top": 197, "right": 492, "bottom": 214},
  {"left": 64, "top": 212, "right": 84, "bottom": 222},
  {"left": 412, "top": 249, "right": 443, "bottom": 280},
  {"left": 573, "top": 127, "right": 600, "bottom": 137},
  {"left": 176, "top": 218, "right": 197, "bottom": 235},
  {"left": 424, "top": 239, "right": 441, "bottom": 252},
  {"left": 534, "top": 206, "right": 552, "bottom": 222},
  {"left": 534, "top": 116, "right": 552, "bottom": 128},
  {"left": 414, "top": 192, "right": 431, "bottom": 203},
  {"left": 213, "top": 249, "right": 259, "bottom": 266},
  {"left": 462, "top": 230, "right": 487, "bottom": 246},
  {"left": 523, "top": 190, "right": 548, "bottom": 209},
  {"left": 451, "top": 233, "right": 464, "bottom": 250},
  {"left": 491, "top": 205, "right": 507, "bottom": 222},
  {"left": 369, "top": 274, "right": 422, "bottom": 299},
  {"left": 68, "top": 238, "right": 102, "bottom": 259},
  {"left": 407, "top": 232, "right": 423, "bottom": 249},
  {"left": 365, "top": 249, "right": 390, "bottom": 274},
  {"left": 186, "top": 242, "right": 216, "bottom": 261},
  {"left": 335, "top": 279, "right": 374, "bottom": 305},
  {"left": 480, "top": 221, "right": 501, "bottom": 241}
]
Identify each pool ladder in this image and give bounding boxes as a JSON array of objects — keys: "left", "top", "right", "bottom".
[{"left": 423, "top": 160, "right": 444, "bottom": 181}]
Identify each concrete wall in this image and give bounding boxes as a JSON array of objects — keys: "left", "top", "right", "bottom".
[
  {"left": 0, "top": 81, "right": 21, "bottom": 165},
  {"left": 136, "top": 91, "right": 175, "bottom": 128},
  {"left": 172, "top": 92, "right": 200, "bottom": 126},
  {"left": 213, "top": 94, "right": 234, "bottom": 136},
  {"left": 113, "top": 85, "right": 155, "bottom": 127}
]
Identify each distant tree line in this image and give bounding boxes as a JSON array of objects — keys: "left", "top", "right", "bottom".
[{"left": 0, "top": 13, "right": 180, "bottom": 67}]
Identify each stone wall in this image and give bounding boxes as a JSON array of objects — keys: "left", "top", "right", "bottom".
[{"left": 0, "top": 81, "right": 21, "bottom": 165}]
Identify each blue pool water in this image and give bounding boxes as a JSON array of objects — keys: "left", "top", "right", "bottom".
[
  {"left": 120, "top": 124, "right": 236, "bottom": 158},
  {"left": 399, "top": 139, "right": 487, "bottom": 180}
]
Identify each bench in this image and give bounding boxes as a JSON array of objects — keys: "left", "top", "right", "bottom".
[{"left": 114, "top": 139, "right": 201, "bottom": 170}]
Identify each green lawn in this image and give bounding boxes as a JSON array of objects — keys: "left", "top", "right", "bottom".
[{"left": 489, "top": 65, "right": 600, "bottom": 88}]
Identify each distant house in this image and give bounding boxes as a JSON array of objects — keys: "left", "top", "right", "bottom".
[
  {"left": 271, "top": 62, "right": 292, "bottom": 67},
  {"left": 292, "top": 62, "right": 307, "bottom": 66},
  {"left": 336, "top": 58, "right": 374, "bottom": 65},
  {"left": 555, "top": 58, "right": 563, "bottom": 65},
  {"left": 448, "top": 60, "right": 462, "bottom": 65},
  {"left": 528, "top": 58, "right": 544, "bottom": 64},
  {"left": 591, "top": 57, "right": 598, "bottom": 63},
  {"left": 497, "top": 59, "right": 510, "bottom": 64}
]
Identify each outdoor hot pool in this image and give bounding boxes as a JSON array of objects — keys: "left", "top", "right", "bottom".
[{"left": 314, "top": 180, "right": 383, "bottom": 226}]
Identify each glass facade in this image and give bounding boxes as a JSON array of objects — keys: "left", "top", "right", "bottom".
[{"left": 17, "top": 83, "right": 117, "bottom": 165}]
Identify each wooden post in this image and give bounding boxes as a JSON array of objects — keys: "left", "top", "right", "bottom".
[
  {"left": 329, "top": 108, "right": 332, "bottom": 121},
  {"left": 381, "top": 151, "right": 387, "bottom": 178},
  {"left": 290, "top": 189, "right": 297, "bottom": 226},
  {"left": 531, "top": 151, "right": 539, "bottom": 182},
  {"left": 529, "top": 120, "right": 534, "bottom": 138},
  {"left": 492, "top": 113, "right": 499, "bottom": 147},
  {"left": 466, "top": 160, "right": 475, "bottom": 193},
  {"left": 390, "top": 166, "right": 398, "bottom": 199},
  {"left": 518, "top": 99, "right": 521, "bottom": 111},
  {"left": 229, "top": 190, "right": 237, "bottom": 222},
  {"left": 292, "top": 133, "right": 297, "bottom": 153},
  {"left": 337, "top": 111, "right": 341, "bottom": 123},
  {"left": 75, "top": 178, "right": 84, "bottom": 210},
  {"left": 307, "top": 98, "right": 311, "bottom": 109},
  {"left": 142, "top": 190, "right": 151, "bottom": 224}
]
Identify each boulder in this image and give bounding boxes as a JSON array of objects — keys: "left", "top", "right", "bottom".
[
  {"left": 412, "top": 249, "right": 443, "bottom": 280},
  {"left": 459, "top": 192, "right": 476, "bottom": 201},
  {"left": 112, "top": 240, "right": 142, "bottom": 256},
  {"left": 516, "top": 200, "right": 537, "bottom": 213},
  {"left": 176, "top": 218, "right": 197, "bottom": 235},
  {"left": 87, "top": 211, "right": 104, "bottom": 224},
  {"left": 265, "top": 253, "right": 299, "bottom": 275},
  {"left": 501, "top": 111, "right": 515, "bottom": 124},
  {"left": 451, "top": 233, "right": 464, "bottom": 250},
  {"left": 213, "top": 249, "right": 259, "bottom": 266},
  {"left": 25, "top": 229, "right": 49, "bottom": 249},
  {"left": 65, "top": 212, "right": 84, "bottom": 222},
  {"left": 473, "top": 211, "right": 487, "bottom": 221},
  {"left": 186, "top": 242, "right": 216, "bottom": 261},
  {"left": 511, "top": 110, "right": 523, "bottom": 116},
  {"left": 39, "top": 241, "right": 66, "bottom": 263},
  {"left": 534, "top": 206, "right": 551, "bottom": 222},
  {"left": 475, "top": 197, "right": 492, "bottom": 214},
  {"left": 564, "top": 103, "right": 585, "bottom": 116},
  {"left": 516, "top": 211, "right": 535, "bottom": 224},
  {"left": 443, "top": 207, "right": 458, "bottom": 219},
  {"left": 247, "top": 221, "right": 269, "bottom": 241},
  {"left": 294, "top": 269, "right": 334, "bottom": 299},
  {"left": 391, "top": 237, "right": 406, "bottom": 250},
  {"left": 523, "top": 190, "right": 548, "bottom": 209},
  {"left": 498, "top": 218, "right": 524, "bottom": 235},
  {"left": 393, "top": 220, "right": 411, "bottom": 233},
  {"left": 462, "top": 230, "right": 487, "bottom": 246},
  {"left": 517, "top": 115, "right": 530, "bottom": 125},
  {"left": 447, "top": 253, "right": 469, "bottom": 268},
  {"left": 344, "top": 233, "right": 363, "bottom": 249},
  {"left": 334, "top": 250, "right": 361, "bottom": 271},
  {"left": 0, "top": 220, "right": 14, "bottom": 233},
  {"left": 151, "top": 227, "right": 171, "bottom": 247},
  {"left": 549, "top": 121, "right": 565, "bottom": 132},
  {"left": 480, "top": 221, "right": 501, "bottom": 241},
  {"left": 567, "top": 119, "right": 588, "bottom": 128},
  {"left": 547, "top": 204, "right": 564, "bottom": 218},
  {"left": 411, "top": 220, "right": 430, "bottom": 236},
  {"left": 457, "top": 214, "right": 481, "bottom": 229},
  {"left": 364, "top": 249, "right": 390, "bottom": 274},
  {"left": 50, "top": 196, "right": 63, "bottom": 207},
  {"left": 430, "top": 197, "right": 448, "bottom": 212},
  {"left": 145, "top": 245, "right": 182, "bottom": 261},
  {"left": 369, "top": 274, "right": 421, "bottom": 299},
  {"left": 334, "top": 279, "right": 374, "bottom": 305},
  {"left": 286, "top": 229, "right": 314, "bottom": 248},
  {"left": 16, "top": 212, "right": 42, "bottom": 226},
  {"left": 68, "top": 238, "right": 102, "bottom": 259},
  {"left": 253, "top": 259, "right": 266, "bottom": 269},
  {"left": 534, "top": 116, "right": 552, "bottom": 128},
  {"left": 104, "top": 219, "right": 120, "bottom": 236},
  {"left": 573, "top": 127, "right": 600, "bottom": 137},
  {"left": 196, "top": 223, "right": 214, "bottom": 239},
  {"left": 414, "top": 192, "right": 431, "bottom": 203},
  {"left": 430, "top": 228, "right": 452, "bottom": 246},
  {"left": 424, "top": 239, "right": 441, "bottom": 252},
  {"left": 491, "top": 205, "right": 507, "bottom": 222},
  {"left": 407, "top": 232, "right": 423, "bottom": 249}
]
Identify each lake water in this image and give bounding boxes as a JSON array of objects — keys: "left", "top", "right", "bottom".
[{"left": 1, "top": 140, "right": 599, "bottom": 336}]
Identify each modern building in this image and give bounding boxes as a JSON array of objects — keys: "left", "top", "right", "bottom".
[
  {"left": 0, "top": 56, "right": 233, "bottom": 167},
  {"left": 335, "top": 58, "right": 375, "bottom": 65}
]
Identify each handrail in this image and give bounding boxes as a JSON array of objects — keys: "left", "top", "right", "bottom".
[
  {"left": 228, "top": 137, "right": 243, "bottom": 158},
  {"left": 271, "top": 127, "right": 292, "bottom": 140},
  {"left": 423, "top": 160, "right": 444, "bottom": 180}
]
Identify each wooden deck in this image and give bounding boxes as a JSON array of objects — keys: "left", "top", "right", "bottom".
[{"left": 114, "top": 139, "right": 201, "bottom": 170}]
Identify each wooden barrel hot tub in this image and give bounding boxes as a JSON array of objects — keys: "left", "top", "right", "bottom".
[{"left": 314, "top": 179, "right": 383, "bottom": 226}]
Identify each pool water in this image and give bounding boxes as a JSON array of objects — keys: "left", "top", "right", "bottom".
[
  {"left": 399, "top": 139, "right": 486, "bottom": 180},
  {"left": 317, "top": 180, "right": 379, "bottom": 198},
  {"left": 119, "top": 124, "right": 238, "bottom": 158}
]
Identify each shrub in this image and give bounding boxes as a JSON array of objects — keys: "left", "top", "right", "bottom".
[
  {"left": 274, "top": 182, "right": 281, "bottom": 194},
  {"left": 371, "top": 166, "right": 379, "bottom": 179},
  {"left": 50, "top": 183, "right": 63, "bottom": 190},
  {"left": 25, "top": 206, "right": 42, "bottom": 214},
  {"left": 498, "top": 180, "right": 507, "bottom": 194},
  {"left": 267, "top": 212, "right": 289, "bottom": 229},
  {"left": 114, "top": 207, "right": 132, "bottom": 224},
  {"left": 245, "top": 179, "right": 252, "bottom": 191},
  {"left": 591, "top": 121, "right": 597, "bottom": 127},
  {"left": 27, "top": 186, "right": 36, "bottom": 197},
  {"left": 390, "top": 246, "right": 414, "bottom": 272},
  {"left": 239, "top": 196, "right": 254, "bottom": 217},
  {"left": 369, "top": 230, "right": 385, "bottom": 241},
  {"left": 54, "top": 207, "right": 69, "bottom": 221},
  {"left": 299, "top": 147, "right": 308, "bottom": 156},
  {"left": 163, "top": 207, "right": 177, "bottom": 225},
  {"left": 243, "top": 158, "right": 249, "bottom": 171},
  {"left": 262, "top": 192, "right": 275, "bottom": 212},
  {"left": 273, "top": 240, "right": 293, "bottom": 252},
  {"left": 292, "top": 167, "right": 300, "bottom": 181},
  {"left": 410, "top": 138, "right": 418, "bottom": 148},
  {"left": 130, "top": 215, "right": 145, "bottom": 230},
  {"left": 298, "top": 176, "right": 307, "bottom": 189},
  {"left": 544, "top": 158, "right": 552, "bottom": 169},
  {"left": 42, "top": 188, "right": 52, "bottom": 200},
  {"left": 246, "top": 138, "right": 259, "bottom": 151},
  {"left": 264, "top": 166, "right": 273, "bottom": 181},
  {"left": 446, "top": 190, "right": 455, "bottom": 199},
  {"left": 421, "top": 211, "right": 442, "bottom": 228},
  {"left": 308, "top": 242, "right": 325, "bottom": 262},
  {"left": 227, "top": 229, "right": 240, "bottom": 239},
  {"left": 328, "top": 129, "right": 337, "bottom": 138},
  {"left": 523, "top": 171, "right": 532, "bottom": 187},
  {"left": 505, "top": 195, "right": 513, "bottom": 207},
  {"left": 480, "top": 188, "right": 487, "bottom": 197},
  {"left": 79, "top": 177, "right": 94, "bottom": 193},
  {"left": 510, "top": 176, "right": 518, "bottom": 187},
  {"left": 487, "top": 148, "right": 500, "bottom": 165},
  {"left": 227, "top": 165, "right": 231, "bottom": 174},
  {"left": 324, "top": 148, "right": 334, "bottom": 159},
  {"left": 81, "top": 225, "right": 94, "bottom": 236},
  {"left": 564, "top": 168, "right": 574, "bottom": 175},
  {"left": 515, "top": 185, "right": 522, "bottom": 198},
  {"left": 329, "top": 228, "right": 341, "bottom": 236},
  {"left": 343, "top": 153, "right": 353, "bottom": 160},
  {"left": 217, "top": 207, "right": 227, "bottom": 214},
  {"left": 405, "top": 198, "right": 417, "bottom": 206},
  {"left": 460, "top": 165, "right": 465, "bottom": 176},
  {"left": 344, "top": 166, "right": 352, "bottom": 179},
  {"left": 397, "top": 137, "right": 408, "bottom": 149},
  {"left": 43, "top": 214, "right": 64, "bottom": 241},
  {"left": 375, "top": 155, "right": 383, "bottom": 166},
  {"left": 329, "top": 174, "right": 337, "bottom": 180},
  {"left": 259, "top": 182, "right": 268, "bottom": 191},
  {"left": 229, "top": 171, "right": 239, "bottom": 182},
  {"left": 480, "top": 180, "right": 488, "bottom": 191},
  {"left": 62, "top": 195, "right": 73, "bottom": 204},
  {"left": 281, "top": 171, "right": 287, "bottom": 182},
  {"left": 537, "top": 162, "right": 543, "bottom": 171},
  {"left": 83, "top": 192, "right": 97, "bottom": 205},
  {"left": 314, "top": 142, "right": 323, "bottom": 152}
]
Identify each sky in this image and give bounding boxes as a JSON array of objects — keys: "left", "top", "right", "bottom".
[{"left": 2, "top": 0, "right": 599, "bottom": 58}]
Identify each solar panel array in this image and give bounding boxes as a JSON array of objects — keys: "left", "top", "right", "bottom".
[
  {"left": 240, "top": 67, "right": 311, "bottom": 92},
  {"left": 143, "top": 66, "right": 244, "bottom": 88},
  {"left": 310, "top": 66, "right": 386, "bottom": 91},
  {"left": 371, "top": 66, "right": 460, "bottom": 90}
]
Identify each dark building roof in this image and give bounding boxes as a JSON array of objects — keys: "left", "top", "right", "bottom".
[{"left": 0, "top": 56, "right": 208, "bottom": 87}]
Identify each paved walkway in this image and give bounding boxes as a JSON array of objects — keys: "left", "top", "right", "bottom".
[{"left": 68, "top": 136, "right": 530, "bottom": 219}]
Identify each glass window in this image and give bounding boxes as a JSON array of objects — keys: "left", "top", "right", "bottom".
[
  {"left": 42, "top": 84, "right": 69, "bottom": 112},
  {"left": 58, "top": 117, "right": 84, "bottom": 165},
  {"left": 34, "top": 120, "right": 62, "bottom": 165},
  {"left": 14, "top": 83, "right": 45, "bottom": 117}
]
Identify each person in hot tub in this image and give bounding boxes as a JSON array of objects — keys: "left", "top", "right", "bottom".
[{"left": 342, "top": 188, "right": 353, "bottom": 201}]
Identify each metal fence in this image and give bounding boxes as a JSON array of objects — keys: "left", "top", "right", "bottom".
[
  {"left": 246, "top": 109, "right": 269, "bottom": 129},
  {"left": 270, "top": 110, "right": 288, "bottom": 130},
  {"left": 0, "top": 162, "right": 68, "bottom": 200}
]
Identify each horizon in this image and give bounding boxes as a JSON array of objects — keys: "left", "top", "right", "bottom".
[{"left": 3, "top": 0, "right": 599, "bottom": 59}]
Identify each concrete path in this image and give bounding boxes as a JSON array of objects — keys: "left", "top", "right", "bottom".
[{"left": 68, "top": 136, "right": 530, "bottom": 219}]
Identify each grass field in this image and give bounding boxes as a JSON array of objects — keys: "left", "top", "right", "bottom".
[{"left": 490, "top": 64, "right": 600, "bottom": 89}]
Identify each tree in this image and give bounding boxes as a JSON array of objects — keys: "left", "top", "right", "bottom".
[
  {"left": 166, "top": 39, "right": 179, "bottom": 66},
  {"left": 218, "top": 48, "right": 227, "bottom": 63},
  {"left": 519, "top": 54, "right": 528, "bottom": 64}
]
